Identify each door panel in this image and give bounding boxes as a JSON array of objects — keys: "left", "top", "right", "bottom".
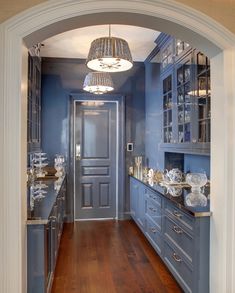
[{"left": 74, "top": 101, "right": 117, "bottom": 219}]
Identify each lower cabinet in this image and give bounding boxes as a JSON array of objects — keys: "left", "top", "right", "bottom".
[
  {"left": 27, "top": 179, "right": 66, "bottom": 293},
  {"left": 130, "top": 177, "right": 210, "bottom": 293}
]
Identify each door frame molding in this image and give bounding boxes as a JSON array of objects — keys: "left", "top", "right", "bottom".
[{"left": 69, "top": 94, "right": 125, "bottom": 221}]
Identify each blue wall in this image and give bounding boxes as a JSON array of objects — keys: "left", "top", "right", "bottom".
[
  {"left": 41, "top": 75, "right": 69, "bottom": 164},
  {"left": 145, "top": 56, "right": 164, "bottom": 169},
  {"left": 184, "top": 154, "right": 210, "bottom": 178},
  {"left": 41, "top": 58, "right": 145, "bottom": 163}
]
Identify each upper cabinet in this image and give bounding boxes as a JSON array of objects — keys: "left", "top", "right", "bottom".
[
  {"left": 27, "top": 53, "right": 41, "bottom": 152},
  {"left": 161, "top": 38, "right": 174, "bottom": 71},
  {"left": 157, "top": 35, "right": 210, "bottom": 155}
]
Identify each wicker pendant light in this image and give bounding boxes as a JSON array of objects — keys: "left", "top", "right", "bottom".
[
  {"left": 86, "top": 25, "right": 133, "bottom": 72},
  {"left": 83, "top": 72, "right": 114, "bottom": 95}
]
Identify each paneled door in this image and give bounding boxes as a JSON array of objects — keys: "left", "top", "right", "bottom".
[{"left": 74, "top": 101, "right": 117, "bottom": 219}]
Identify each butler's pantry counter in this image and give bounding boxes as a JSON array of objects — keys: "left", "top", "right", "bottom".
[
  {"left": 27, "top": 176, "right": 66, "bottom": 293},
  {"left": 129, "top": 175, "right": 211, "bottom": 293}
]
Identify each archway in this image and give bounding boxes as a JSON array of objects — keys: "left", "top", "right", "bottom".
[{"left": 0, "top": 1, "right": 235, "bottom": 292}]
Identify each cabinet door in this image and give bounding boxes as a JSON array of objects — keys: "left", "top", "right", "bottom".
[
  {"left": 162, "top": 73, "right": 174, "bottom": 143},
  {"left": 175, "top": 53, "right": 193, "bottom": 143},
  {"left": 130, "top": 178, "right": 138, "bottom": 219},
  {"left": 27, "top": 54, "right": 41, "bottom": 152},
  {"left": 136, "top": 183, "right": 145, "bottom": 230},
  {"left": 194, "top": 51, "right": 211, "bottom": 144}
]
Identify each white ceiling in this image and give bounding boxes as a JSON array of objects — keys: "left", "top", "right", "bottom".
[{"left": 40, "top": 25, "right": 161, "bottom": 61}]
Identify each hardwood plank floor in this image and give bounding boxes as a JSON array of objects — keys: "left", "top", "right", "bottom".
[{"left": 52, "top": 220, "right": 183, "bottom": 293}]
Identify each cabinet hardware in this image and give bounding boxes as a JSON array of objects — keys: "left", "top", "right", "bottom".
[
  {"left": 151, "top": 227, "right": 157, "bottom": 233},
  {"left": 172, "top": 252, "right": 182, "bottom": 262},
  {"left": 173, "top": 210, "right": 182, "bottom": 218},
  {"left": 172, "top": 225, "right": 183, "bottom": 234},
  {"left": 149, "top": 207, "right": 156, "bottom": 212}
]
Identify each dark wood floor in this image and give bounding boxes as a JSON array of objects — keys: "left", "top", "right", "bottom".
[{"left": 52, "top": 220, "right": 183, "bottom": 293}]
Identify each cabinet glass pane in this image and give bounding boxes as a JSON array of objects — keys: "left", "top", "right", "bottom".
[
  {"left": 177, "top": 87, "right": 184, "bottom": 104},
  {"left": 185, "top": 105, "right": 191, "bottom": 123},
  {"left": 198, "top": 74, "right": 207, "bottom": 97},
  {"left": 164, "top": 128, "right": 168, "bottom": 143},
  {"left": 164, "top": 111, "right": 168, "bottom": 126},
  {"left": 163, "top": 96, "right": 168, "bottom": 110},
  {"left": 198, "top": 98, "right": 207, "bottom": 120},
  {"left": 176, "top": 39, "right": 184, "bottom": 56},
  {"left": 184, "top": 65, "right": 190, "bottom": 83},
  {"left": 184, "top": 82, "right": 191, "bottom": 104},
  {"left": 185, "top": 123, "right": 191, "bottom": 142},
  {"left": 177, "top": 67, "right": 183, "bottom": 85},
  {"left": 199, "top": 120, "right": 206, "bottom": 142},
  {"left": 168, "top": 93, "right": 172, "bottom": 109},
  {"left": 197, "top": 53, "right": 207, "bottom": 74},
  {"left": 178, "top": 125, "right": 184, "bottom": 143},
  {"left": 168, "top": 127, "right": 173, "bottom": 143},
  {"left": 169, "top": 110, "right": 172, "bottom": 126},
  {"left": 178, "top": 105, "right": 184, "bottom": 124}
]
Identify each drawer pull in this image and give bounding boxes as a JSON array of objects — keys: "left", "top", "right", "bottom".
[
  {"left": 149, "top": 207, "right": 156, "bottom": 212},
  {"left": 151, "top": 227, "right": 157, "bottom": 233},
  {"left": 172, "top": 252, "right": 182, "bottom": 263},
  {"left": 173, "top": 210, "right": 182, "bottom": 218},
  {"left": 172, "top": 225, "right": 183, "bottom": 234}
]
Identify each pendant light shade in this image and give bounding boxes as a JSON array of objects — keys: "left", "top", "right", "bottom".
[
  {"left": 83, "top": 72, "right": 114, "bottom": 95},
  {"left": 86, "top": 36, "right": 133, "bottom": 72}
]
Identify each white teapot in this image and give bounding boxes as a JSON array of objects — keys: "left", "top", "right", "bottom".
[{"left": 164, "top": 168, "right": 183, "bottom": 183}]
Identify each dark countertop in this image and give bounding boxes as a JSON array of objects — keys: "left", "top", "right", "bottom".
[
  {"left": 130, "top": 175, "right": 211, "bottom": 217},
  {"left": 27, "top": 176, "right": 65, "bottom": 224}
]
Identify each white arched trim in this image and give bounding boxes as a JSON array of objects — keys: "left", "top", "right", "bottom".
[{"left": 0, "top": 1, "right": 235, "bottom": 293}]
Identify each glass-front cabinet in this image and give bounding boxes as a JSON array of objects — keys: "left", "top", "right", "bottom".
[{"left": 159, "top": 37, "right": 210, "bottom": 155}]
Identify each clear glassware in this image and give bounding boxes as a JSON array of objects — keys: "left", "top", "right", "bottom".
[
  {"left": 185, "top": 173, "right": 208, "bottom": 206},
  {"left": 164, "top": 168, "right": 183, "bottom": 183},
  {"left": 167, "top": 186, "right": 182, "bottom": 197}
]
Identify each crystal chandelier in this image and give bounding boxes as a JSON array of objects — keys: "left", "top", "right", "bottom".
[
  {"left": 83, "top": 72, "right": 114, "bottom": 95},
  {"left": 86, "top": 25, "right": 133, "bottom": 72}
]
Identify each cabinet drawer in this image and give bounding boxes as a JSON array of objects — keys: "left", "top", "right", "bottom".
[
  {"left": 145, "top": 217, "right": 162, "bottom": 255},
  {"left": 145, "top": 188, "right": 162, "bottom": 207},
  {"left": 164, "top": 216, "right": 193, "bottom": 263},
  {"left": 146, "top": 199, "right": 162, "bottom": 230},
  {"left": 165, "top": 200, "right": 194, "bottom": 233},
  {"left": 164, "top": 241, "right": 193, "bottom": 293}
]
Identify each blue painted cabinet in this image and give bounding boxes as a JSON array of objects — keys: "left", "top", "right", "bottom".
[
  {"left": 27, "top": 178, "right": 66, "bottom": 293},
  {"left": 154, "top": 34, "right": 211, "bottom": 155},
  {"left": 130, "top": 177, "right": 145, "bottom": 231},
  {"left": 130, "top": 177, "right": 210, "bottom": 293}
]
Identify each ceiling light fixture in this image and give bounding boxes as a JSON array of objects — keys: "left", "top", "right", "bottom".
[
  {"left": 83, "top": 72, "right": 114, "bottom": 95},
  {"left": 86, "top": 25, "right": 133, "bottom": 72}
]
